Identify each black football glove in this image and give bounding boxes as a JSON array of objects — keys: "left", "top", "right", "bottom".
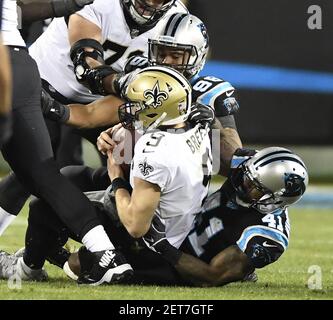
[
  {"left": 188, "top": 102, "right": 215, "bottom": 127},
  {"left": 41, "top": 89, "right": 70, "bottom": 123},
  {"left": 230, "top": 147, "right": 258, "bottom": 169}
]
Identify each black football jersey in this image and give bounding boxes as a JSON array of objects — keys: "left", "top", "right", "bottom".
[{"left": 180, "top": 181, "right": 290, "bottom": 269}]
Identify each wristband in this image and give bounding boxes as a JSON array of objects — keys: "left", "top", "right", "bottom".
[
  {"left": 50, "top": 101, "right": 70, "bottom": 123},
  {"left": 111, "top": 177, "right": 132, "bottom": 194}
]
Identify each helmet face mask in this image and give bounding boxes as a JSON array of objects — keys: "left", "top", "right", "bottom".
[
  {"left": 232, "top": 147, "right": 309, "bottom": 214},
  {"left": 121, "top": 0, "right": 175, "bottom": 30},
  {"left": 148, "top": 41, "right": 198, "bottom": 75},
  {"left": 119, "top": 66, "right": 192, "bottom": 132},
  {"left": 148, "top": 14, "right": 209, "bottom": 79}
]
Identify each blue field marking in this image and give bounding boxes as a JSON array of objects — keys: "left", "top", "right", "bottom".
[
  {"left": 201, "top": 61, "right": 333, "bottom": 94},
  {"left": 209, "top": 183, "right": 333, "bottom": 209},
  {"left": 295, "top": 191, "right": 333, "bottom": 209}
]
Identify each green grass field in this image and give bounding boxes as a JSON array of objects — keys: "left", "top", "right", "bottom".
[{"left": 1, "top": 205, "right": 333, "bottom": 300}]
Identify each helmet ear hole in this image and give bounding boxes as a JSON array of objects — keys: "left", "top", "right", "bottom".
[{"left": 146, "top": 113, "right": 158, "bottom": 118}]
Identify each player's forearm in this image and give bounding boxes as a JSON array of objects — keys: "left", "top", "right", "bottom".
[
  {"left": 18, "top": 1, "right": 54, "bottom": 23},
  {"left": 173, "top": 253, "right": 222, "bottom": 287},
  {"left": 67, "top": 103, "right": 118, "bottom": 128},
  {"left": 172, "top": 245, "right": 253, "bottom": 287},
  {"left": 217, "top": 126, "right": 242, "bottom": 176},
  {"left": 41, "top": 92, "right": 121, "bottom": 128},
  {"left": 115, "top": 189, "right": 147, "bottom": 238},
  {"left": 18, "top": 0, "right": 93, "bottom": 23}
]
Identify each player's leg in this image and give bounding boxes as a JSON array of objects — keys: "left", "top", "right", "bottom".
[
  {"left": 0, "top": 47, "right": 131, "bottom": 283},
  {"left": 60, "top": 165, "right": 110, "bottom": 192},
  {"left": 56, "top": 125, "right": 83, "bottom": 168},
  {"left": 0, "top": 172, "right": 30, "bottom": 235}
]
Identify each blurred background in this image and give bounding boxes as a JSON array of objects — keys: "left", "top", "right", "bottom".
[{"left": 1, "top": 0, "right": 332, "bottom": 198}]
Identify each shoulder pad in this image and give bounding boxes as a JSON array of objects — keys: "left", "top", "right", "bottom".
[{"left": 191, "top": 75, "right": 236, "bottom": 109}]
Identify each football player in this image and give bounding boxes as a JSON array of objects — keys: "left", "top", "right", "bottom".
[
  {"left": 0, "top": 0, "right": 136, "bottom": 284},
  {"left": 0, "top": 0, "right": 185, "bottom": 239},
  {"left": 28, "top": 0, "right": 187, "bottom": 167},
  {"left": 0, "top": 66, "right": 213, "bottom": 285},
  {"left": 66, "top": 147, "right": 308, "bottom": 286},
  {"left": 40, "top": 13, "right": 241, "bottom": 176}
]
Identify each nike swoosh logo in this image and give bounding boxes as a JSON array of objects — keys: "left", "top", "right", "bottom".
[
  {"left": 262, "top": 241, "right": 277, "bottom": 248},
  {"left": 225, "top": 90, "right": 235, "bottom": 97}
]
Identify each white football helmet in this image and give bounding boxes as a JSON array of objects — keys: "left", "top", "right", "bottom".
[
  {"left": 232, "top": 147, "right": 309, "bottom": 213},
  {"left": 148, "top": 13, "right": 209, "bottom": 78}
]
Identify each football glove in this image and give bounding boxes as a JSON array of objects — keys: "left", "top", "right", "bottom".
[
  {"left": 40, "top": 89, "right": 70, "bottom": 123},
  {"left": 230, "top": 147, "right": 258, "bottom": 169},
  {"left": 188, "top": 102, "right": 215, "bottom": 127}
]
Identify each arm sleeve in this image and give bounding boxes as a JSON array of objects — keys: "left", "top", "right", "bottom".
[
  {"left": 217, "top": 115, "right": 237, "bottom": 130},
  {"left": 238, "top": 235, "right": 285, "bottom": 269}
]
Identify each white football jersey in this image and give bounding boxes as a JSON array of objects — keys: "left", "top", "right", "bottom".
[
  {"left": 130, "top": 126, "right": 212, "bottom": 249},
  {"left": 1, "top": 0, "right": 25, "bottom": 47},
  {"left": 29, "top": 0, "right": 187, "bottom": 103}
]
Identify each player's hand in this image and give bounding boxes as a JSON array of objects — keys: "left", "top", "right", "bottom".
[
  {"left": 96, "top": 127, "right": 118, "bottom": 155},
  {"left": 230, "top": 148, "right": 258, "bottom": 169},
  {"left": 107, "top": 150, "right": 124, "bottom": 180},
  {"left": 113, "top": 69, "right": 140, "bottom": 97},
  {"left": 40, "top": 88, "right": 55, "bottom": 115},
  {"left": 142, "top": 215, "right": 171, "bottom": 254},
  {"left": 40, "top": 88, "right": 70, "bottom": 123},
  {"left": 188, "top": 102, "right": 215, "bottom": 127}
]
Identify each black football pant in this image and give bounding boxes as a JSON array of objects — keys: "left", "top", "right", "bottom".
[{"left": 0, "top": 47, "right": 100, "bottom": 239}]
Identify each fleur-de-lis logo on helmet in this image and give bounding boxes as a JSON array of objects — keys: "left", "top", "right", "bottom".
[{"left": 143, "top": 81, "right": 169, "bottom": 109}]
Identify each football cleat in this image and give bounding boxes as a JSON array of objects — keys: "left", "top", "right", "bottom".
[
  {"left": 0, "top": 250, "right": 48, "bottom": 281},
  {"left": 77, "top": 248, "right": 133, "bottom": 286}
]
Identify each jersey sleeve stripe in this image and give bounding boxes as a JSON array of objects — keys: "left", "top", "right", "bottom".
[
  {"left": 197, "top": 82, "right": 234, "bottom": 106},
  {"left": 236, "top": 225, "right": 289, "bottom": 252}
]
